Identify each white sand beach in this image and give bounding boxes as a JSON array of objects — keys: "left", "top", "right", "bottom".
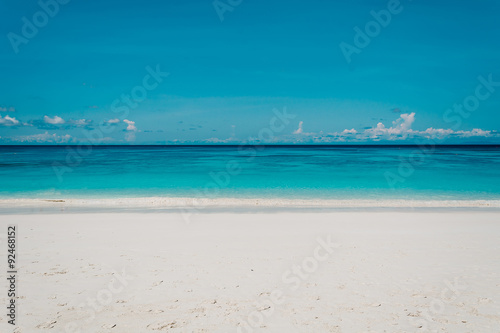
[{"left": 1, "top": 210, "right": 500, "bottom": 332}]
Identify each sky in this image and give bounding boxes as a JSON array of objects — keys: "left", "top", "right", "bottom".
[{"left": 0, "top": 0, "right": 499, "bottom": 144}]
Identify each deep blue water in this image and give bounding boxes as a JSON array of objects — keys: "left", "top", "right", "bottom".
[{"left": 0, "top": 145, "right": 499, "bottom": 200}]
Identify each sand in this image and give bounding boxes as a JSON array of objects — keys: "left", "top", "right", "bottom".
[{"left": 0, "top": 210, "right": 499, "bottom": 332}]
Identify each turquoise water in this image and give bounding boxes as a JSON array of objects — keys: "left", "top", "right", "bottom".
[{"left": 0, "top": 145, "right": 499, "bottom": 200}]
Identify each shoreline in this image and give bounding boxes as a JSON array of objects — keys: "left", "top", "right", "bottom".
[{"left": 1, "top": 197, "right": 500, "bottom": 209}]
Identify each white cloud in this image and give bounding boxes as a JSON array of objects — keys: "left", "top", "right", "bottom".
[
  {"left": 364, "top": 112, "right": 416, "bottom": 139},
  {"left": 123, "top": 119, "right": 137, "bottom": 131},
  {"left": 30, "top": 117, "right": 91, "bottom": 129},
  {"left": 204, "top": 137, "right": 237, "bottom": 144},
  {"left": 106, "top": 118, "right": 120, "bottom": 124},
  {"left": 0, "top": 115, "right": 20, "bottom": 126},
  {"left": 455, "top": 128, "right": 491, "bottom": 137},
  {"left": 70, "top": 119, "right": 89, "bottom": 126},
  {"left": 7, "top": 132, "right": 74, "bottom": 143},
  {"left": 123, "top": 119, "right": 137, "bottom": 142},
  {"left": 62, "top": 119, "right": 93, "bottom": 129},
  {"left": 341, "top": 128, "right": 357, "bottom": 135},
  {"left": 293, "top": 121, "right": 304, "bottom": 134},
  {"left": 44, "top": 115, "right": 65, "bottom": 125},
  {"left": 393, "top": 112, "right": 415, "bottom": 131},
  {"left": 418, "top": 127, "right": 454, "bottom": 139}
]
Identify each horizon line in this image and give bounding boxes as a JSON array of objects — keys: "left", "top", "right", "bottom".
[{"left": 1, "top": 144, "right": 499, "bottom": 148}]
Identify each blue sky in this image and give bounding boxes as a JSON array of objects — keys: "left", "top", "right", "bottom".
[{"left": 0, "top": 0, "right": 499, "bottom": 144}]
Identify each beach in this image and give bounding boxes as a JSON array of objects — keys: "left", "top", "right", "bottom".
[
  {"left": 1, "top": 209, "right": 499, "bottom": 332},
  {"left": 2, "top": 0, "right": 500, "bottom": 331}
]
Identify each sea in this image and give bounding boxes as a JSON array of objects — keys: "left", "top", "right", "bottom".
[{"left": 0, "top": 145, "right": 499, "bottom": 201}]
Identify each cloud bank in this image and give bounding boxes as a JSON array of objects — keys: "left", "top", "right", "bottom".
[
  {"left": 287, "top": 113, "right": 495, "bottom": 143},
  {"left": 0, "top": 112, "right": 497, "bottom": 144},
  {"left": 1, "top": 132, "right": 74, "bottom": 143}
]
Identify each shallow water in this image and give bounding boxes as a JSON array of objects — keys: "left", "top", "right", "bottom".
[{"left": 0, "top": 145, "right": 499, "bottom": 200}]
